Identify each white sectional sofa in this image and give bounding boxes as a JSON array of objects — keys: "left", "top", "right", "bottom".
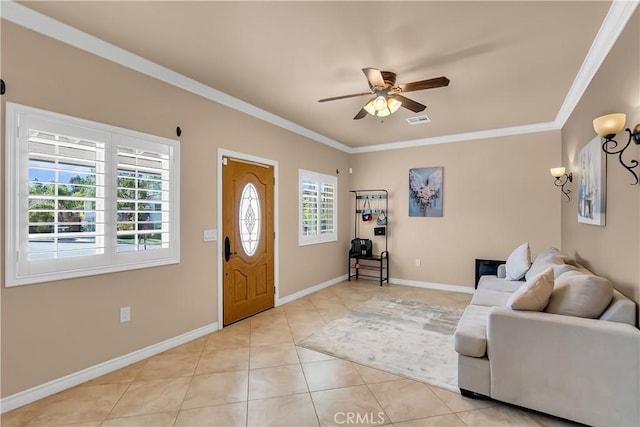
[{"left": 454, "top": 247, "right": 640, "bottom": 427}]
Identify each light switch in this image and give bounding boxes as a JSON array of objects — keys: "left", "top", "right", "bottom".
[{"left": 203, "top": 229, "right": 217, "bottom": 242}]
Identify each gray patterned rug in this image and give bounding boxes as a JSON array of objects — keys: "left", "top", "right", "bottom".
[{"left": 298, "top": 296, "right": 464, "bottom": 391}]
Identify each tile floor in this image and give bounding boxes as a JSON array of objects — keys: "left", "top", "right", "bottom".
[{"left": 2, "top": 280, "right": 581, "bottom": 426}]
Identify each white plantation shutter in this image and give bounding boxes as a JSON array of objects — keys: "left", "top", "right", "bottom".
[
  {"left": 319, "top": 182, "right": 335, "bottom": 234},
  {"left": 5, "top": 103, "right": 180, "bottom": 286},
  {"left": 116, "top": 145, "right": 171, "bottom": 253},
  {"left": 299, "top": 170, "right": 337, "bottom": 245},
  {"left": 27, "top": 129, "right": 106, "bottom": 261}
]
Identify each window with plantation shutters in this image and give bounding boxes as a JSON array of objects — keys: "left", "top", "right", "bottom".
[
  {"left": 5, "top": 103, "right": 180, "bottom": 286},
  {"left": 116, "top": 146, "right": 170, "bottom": 253},
  {"left": 299, "top": 169, "right": 337, "bottom": 245}
]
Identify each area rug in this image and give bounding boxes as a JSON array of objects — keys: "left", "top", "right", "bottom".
[{"left": 298, "top": 296, "right": 464, "bottom": 391}]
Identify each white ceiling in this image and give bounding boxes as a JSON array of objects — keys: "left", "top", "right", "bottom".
[{"left": 7, "top": 1, "right": 631, "bottom": 151}]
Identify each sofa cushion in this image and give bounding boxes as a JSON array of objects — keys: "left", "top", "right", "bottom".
[
  {"left": 507, "top": 267, "right": 554, "bottom": 311},
  {"left": 525, "top": 247, "right": 571, "bottom": 281},
  {"left": 454, "top": 305, "right": 492, "bottom": 357},
  {"left": 471, "top": 289, "right": 514, "bottom": 307},
  {"left": 546, "top": 271, "right": 613, "bottom": 318},
  {"left": 477, "top": 275, "right": 524, "bottom": 293},
  {"left": 505, "top": 242, "right": 531, "bottom": 280}
]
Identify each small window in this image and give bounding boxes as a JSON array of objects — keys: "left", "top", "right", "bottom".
[
  {"left": 5, "top": 103, "right": 180, "bottom": 286},
  {"left": 299, "top": 169, "right": 337, "bottom": 246}
]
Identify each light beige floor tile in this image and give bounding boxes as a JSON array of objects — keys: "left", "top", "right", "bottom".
[
  {"left": 249, "top": 343, "right": 299, "bottom": 369},
  {"left": 302, "top": 359, "right": 364, "bottom": 391},
  {"left": 24, "top": 383, "right": 130, "bottom": 426},
  {"left": 136, "top": 352, "right": 200, "bottom": 380},
  {"left": 175, "top": 402, "right": 247, "bottom": 427},
  {"left": 284, "top": 307, "right": 323, "bottom": 323},
  {"left": 524, "top": 409, "right": 585, "bottom": 426},
  {"left": 50, "top": 422, "right": 102, "bottom": 427},
  {"left": 182, "top": 371, "right": 249, "bottom": 409},
  {"left": 428, "top": 386, "right": 495, "bottom": 413},
  {"left": 455, "top": 405, "right": 541, "bottom": 426},
  {"left": 296, "top": 346, "right": 335, "bottom": 363},
  {"left": 367, "top": 379, "right": 451, "bottom": 423},
  {"left": 250, "top": 326, "right": 294, "bottom": 347},
  {"left": 248, "top": 365, "right": 308, "bottom": 400},
  {"left": 353, "top": 364, "right": 403, "bottom": 384},
  {"left": 204, "top": 328, "right": 251, "bottom": 351},
  {"left": 162, "top": 336, "right": 208, "bottom": 355},
  {"left": 82, "top": 361, "right": 147, "bottom": 386},
  {"left": 247, "top": 393, "right": 319, "bottom": 427},
  {"left": 251, "top": 312, "right": 289, "bottom": 332},
  {"left": 102, "top": 411, "right": 177, "bottom": 426},
  {"left": 393, "top": 414, "right": 467, "bottom": 427},
  {"left": 311, "top": 385, "right": 390, "bottom": 427},
  {"left": 196, "top": 347, "right": 250, "bottom": 374},
  {"left": 283, "top": 296, "right": 316, "bottom": 310},
  {"left": 1, "top": 402, "right": 44, "bottom": 426},
  {"left": 109, "top": 377, "right": 191, "bottom": 418}
]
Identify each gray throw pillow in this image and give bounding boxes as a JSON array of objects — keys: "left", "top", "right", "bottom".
[{"left": 546, "top": 272, "right": 613, "bottom": 318}]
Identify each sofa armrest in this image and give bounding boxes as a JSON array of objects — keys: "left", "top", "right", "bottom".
[{"left": 487, "top": 308, "right": 640, "bottom": 427}]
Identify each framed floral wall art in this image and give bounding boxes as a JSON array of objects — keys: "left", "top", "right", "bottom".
[{"left": 409, "top": 167, "right": 443, "bottom": 217}]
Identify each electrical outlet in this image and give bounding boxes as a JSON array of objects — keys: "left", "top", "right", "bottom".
[
  {"left": 415, "top": 259, "right": 421, "bottom": 267},
  {"left": 120, "top": 306, "right": 131, "bottom": 323}
]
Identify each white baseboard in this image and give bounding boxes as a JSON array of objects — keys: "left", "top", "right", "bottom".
[
  {"left": 276, "top": 274, "right": 348, "bottom": 306},
  {"left": 390, "top": 277, "right": 475, "bottom": 295},
  {"left": 0, "top": 322, "right": 218, "bottom": 414}
]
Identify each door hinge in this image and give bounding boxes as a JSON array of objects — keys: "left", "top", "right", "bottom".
[
  {"left": 222, "top": 157, "right": 228, "bottom": 166},
  {"left": 274, "top": 231, "right": 276, "bottom": 240}
]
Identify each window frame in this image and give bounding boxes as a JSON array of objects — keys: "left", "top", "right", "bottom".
[
  {"left": 298, "top": 169, "right": 337, "bottom": 246},
  {"left": 5, "top": 102, "right": 180, "bottom": 287}
]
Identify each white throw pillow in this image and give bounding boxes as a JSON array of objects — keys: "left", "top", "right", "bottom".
[
  {"left": 505, "top": 242, "right": 531, "bottom": 280},
  {"left": 507, "top": 267, "right": 555, "bottom": 311},
  {"left": 546, "top": 272, "right": 613, "bottom": 318}
]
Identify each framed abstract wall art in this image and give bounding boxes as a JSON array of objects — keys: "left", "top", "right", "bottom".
[
  {"left": 577, "top": 136, "right": 606, "bottom": 226},
  {"left": 409, "top": 167, "right": 443, "bottom": 217}
]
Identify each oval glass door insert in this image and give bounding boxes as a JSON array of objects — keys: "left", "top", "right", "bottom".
[{"left": 239, "top": 183, "right": 260, "bottom": 256}]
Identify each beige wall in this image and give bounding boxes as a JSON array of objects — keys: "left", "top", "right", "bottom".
[
  {"left": 560, "top": 10, "right": 640, "bottom": 320},
  {"left": 0, "top": 22, "right": 350, "bottom": 397},
  {"left": 350, "top": 132, "right": 562, "bottom": 287}
]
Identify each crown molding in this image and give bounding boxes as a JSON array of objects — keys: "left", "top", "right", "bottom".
[
  {"left": 351, "top": 121, "right": 559, "bottom": 154},
  {"left": 554, "top": 0, "right": 639, "bottom": 128},
  {"left": 2, "top": 0, "right": 637, "bottom": 155}
]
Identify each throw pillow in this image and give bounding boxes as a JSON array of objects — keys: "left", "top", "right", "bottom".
[
  {"left": 545, "top": 272, "right": 613, "bottom": 318},
  {"left": 507, "top": 267, "right": 555, "bottom": 311},
  {"left": 505, "top": 242, "right": 531, "bottom": 280}
]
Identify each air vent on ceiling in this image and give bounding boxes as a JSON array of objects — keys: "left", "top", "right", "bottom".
[{"left": 406, "top": 115, "right": 431, "bottom": 125}]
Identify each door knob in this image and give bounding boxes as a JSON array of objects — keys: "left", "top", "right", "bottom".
[{"left": 224, "top": 236, "right": 237, "bottom": 262}]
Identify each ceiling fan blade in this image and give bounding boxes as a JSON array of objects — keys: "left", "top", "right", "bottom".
[
  {"left": 362, "top": 68, "right": 385, "bottom": 89},
  {"left": 393, "top": 94, "right": 427, "bottom": 113},
  {"left": 318, "top": 92, "right": 371, "bottom": 103},
  {"left": 399, "top": 76, "right": 450, "bottom": 93},
  {"left": 353, "top": 108, "right": 368, "bottom": 120}
]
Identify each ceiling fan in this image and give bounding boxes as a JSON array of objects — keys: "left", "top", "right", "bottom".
[{"left": 318, "top": 68, "right": 450, "bottom": 120}]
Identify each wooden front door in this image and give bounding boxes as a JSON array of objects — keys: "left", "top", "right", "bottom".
[{"left": 222, "top": 157, "right": 274, "bottom": 325}]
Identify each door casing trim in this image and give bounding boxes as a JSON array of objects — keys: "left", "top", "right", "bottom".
[{"left": 217, "top": 149, "right": 279, "bottom": 329}]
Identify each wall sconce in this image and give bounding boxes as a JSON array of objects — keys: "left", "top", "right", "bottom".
[
  {"left": 593, "top": 113, "right": 640, "bottom": 184},
  {"left": 550, "top": 167, "right": 573, "bottom": 201}
]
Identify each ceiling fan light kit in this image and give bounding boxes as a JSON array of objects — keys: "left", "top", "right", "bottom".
[
  {"left": 364, "top": 96, "right": 402, "bottom": 117},
  {"left": 319, "top": 67, "right": 450, "bottom": 120}
]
